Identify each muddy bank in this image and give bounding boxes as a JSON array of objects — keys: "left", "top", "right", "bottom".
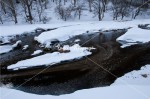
[{"left": 1, "top": 29, "right": 150, "bottom": 95}]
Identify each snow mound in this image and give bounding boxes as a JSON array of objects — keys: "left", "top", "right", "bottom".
[
  {"left": 117, "top": 27, "right": 150, "bottom": 48},
  {"left": 7, "top": 44, "right": 92, "bottom": 70}
]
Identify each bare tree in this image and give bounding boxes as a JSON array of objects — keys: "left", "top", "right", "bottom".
[
  {"left": 111, "top": 0, "right": 131, "bottom": 20},
  {"left": 132, "top": 0, "right": 150, "bottom": 19},
  {"left": 2, "top": 0, "right": 18, "bottom": 24},
  {"left": 72, "top": 0, "right": 77, "bottom": 7},
  {"left": 74, "top": 3, "right": 85, "bottom": 20},
  {"left": 87, "top": 0, "right": 94, "bottom": 12},
  {"left": 20, "top": 0, "right": 33, "bottom": 24},
  {"left": 43, "top": 0, "right": 48, "bottom": 9},
  {"left": 0, "top": 0, "right": 7, "bottom": 14},
  {"left": 55, "top": 4, "right": 73, "bottom": 21},
  {"left": 63, "top": 0, "right": 67, "bottom": 5},
  {"left": 93, "top": 0, "right": 106, "bottom": 21},
  {"left": 0, "top": 12, "right": 3, "bottom": 24},
  {"left": 35, "top": 0, "right": 45, "bottom": 22}
]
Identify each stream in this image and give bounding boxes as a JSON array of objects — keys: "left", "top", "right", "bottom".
[{"left": 0, "top": 28, "right": 150, "bottom": 95}]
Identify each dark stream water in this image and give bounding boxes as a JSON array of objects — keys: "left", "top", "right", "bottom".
[{"left": 1, "top": 28, "right": 150, "bottom": 95}]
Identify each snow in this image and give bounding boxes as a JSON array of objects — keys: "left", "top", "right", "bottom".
[
  {"left": 74, "top": 39, "right": 81, "bottom": 43},
  {"left": 117, "top": 27, "right": 150, "bottom": 48},
  {"left": 0, "top": 20, "right": 150, "bottom": 48},
  {"left": 0, "top": 45, "right": 13, "bottom": 54},
  {"left": 113, "top": 65, "right": 150, "bottom": 85},
  {"left": 12, "top": 40, "right": 22, "bottom": 49},
  {"left": 22, "top": 45, "right": 29, "bottom": 50},
  {"left": 63, "top": 45, "right": 70, "bottom": 50},
  {"left": 1, "top": 85, "right": 150, "bottom": 99},
  {"left": 0, "top": 37, "right": 10, "bottom": 44},
  {"left": 7, "top": 44, "right": 92, "bottom": 70},
  {"left": 1, "top": 19, "right": 150, "bottom": 42},
  {"left": 1, "top": 19, "right": 150, "bottom": 98},
  {"left": 34, "top": 19, "right": 150, "bottom": 46},
  {"left": 0, "top": 22, "right": 83, "bottom": 37},
  {"left": 1, "top": 0, "right": 150, "bottom": 25},
  {"left": 1, "top": 65, "right": 150, "bottom": 99},
  {"left": 31, "top": 50, "right": 43, "bottom": 56},
  {"left": 119, "top": 42, "right": 139, "bottom": 48}
]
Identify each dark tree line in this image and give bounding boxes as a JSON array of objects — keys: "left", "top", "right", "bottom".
[{"left": 0, "top": 0, "right": 149, "bottom": 24}]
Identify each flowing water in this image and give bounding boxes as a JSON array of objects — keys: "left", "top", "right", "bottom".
[{"left": 1, "top": 28, "right": 150, "bottom": 95}]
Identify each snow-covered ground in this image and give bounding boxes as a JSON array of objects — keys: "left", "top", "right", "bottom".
[
  {"left": 1, "top": 65, "right": 150, "bottom": 99},
  {"left": 1, "top": 19, "right": 150, "bottom": 48},
  {"left": 7, "top": 44, "right": 92, "bottom": 70},
  {"left": 0, "top": 22, "right": 83, "bottom": 37},
  {"left": 0, "top": 19, "right": 149, "bottom": 37},
  {"left": 0, "top": 45, "right": 13, "bottom": 54},
  {"left": 35, "top": 20, "right": 150, "bottom": 47},
  {"left": 1, "top": 19, "right": 150, "bottom": 99},
  {"left": 113, "top": 65, "right": 150, "bottom": 85},
  {"left": 117, "top": 27, "right": 150, "bottom": 48}
]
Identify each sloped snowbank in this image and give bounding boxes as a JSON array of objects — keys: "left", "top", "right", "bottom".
[
  {"left": 7, "top": 44, "right": 92, "bottom": 70},
  {"left": 117, "top": 27, "right": 150, "bottom": 48},
  {"left": 113, "top": 64, "right": 150, "bottom": 85},
  {"left": 1, "top": 85, "right": 150, "bottom": 99},
  {"left": 1, "top": 65, "right": 150, "bottom": 99}
]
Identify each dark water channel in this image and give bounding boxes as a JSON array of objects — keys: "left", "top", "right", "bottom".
[{"left": 1, "top": 28, "right": 150, "bottom": 95}]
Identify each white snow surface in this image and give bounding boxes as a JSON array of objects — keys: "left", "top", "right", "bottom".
[
  {"left": 1, "top": 19, "right": 150, "bottom": 48},
  {"left": 22, "top": 45, "right": 29, "bottom": 50},
  {"left": 7, "top": 44, "right": 91, "bottom": 70},
  {"left": 1, "top": 65, "right": 150, "bottom": 99},
  {"left": 0, "top": 45, "right": 13, "bottom": 54},
  {"left": 12, "top": 40, "right": 22, "bottom": 48},
  {"left": 31, "top": 50, "right": 43, "bottom": 56},
  {"left": 0, "top": 22, "right": 83, "bottom": 37},
  {"left": 113, "top": 65, "right": 150, "bottom": 85},
  {"left": 0, "top": 37, "right": 10, "bottom": 44},
  {"left": 35, "top": 19, "right": 150, "bottom": 45},
  {"left": 1, "top": 86, "right": 150, "bottom": 99},
  {"left": 117, "top": 27, "right": 150, "bottom": 47}
]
